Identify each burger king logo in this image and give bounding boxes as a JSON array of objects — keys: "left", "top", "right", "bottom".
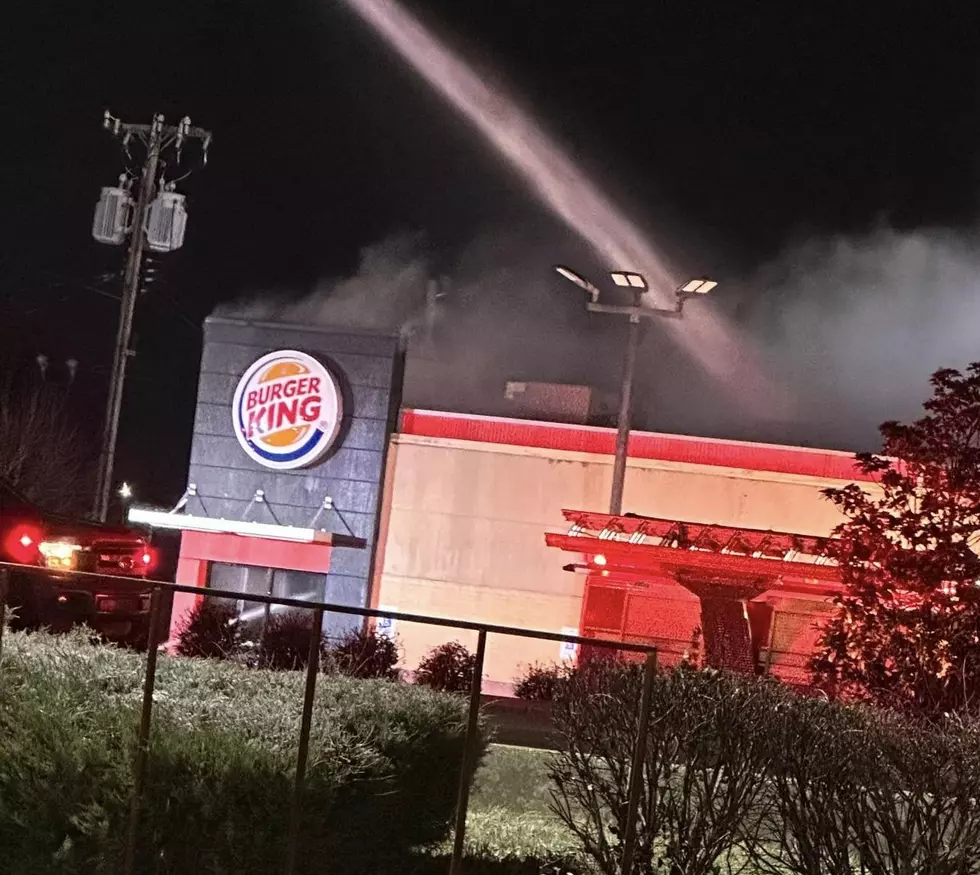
[{"left": 232, "top": 350, "right": 343, "bottom": 470}]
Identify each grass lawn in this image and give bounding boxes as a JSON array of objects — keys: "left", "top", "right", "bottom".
[
  {"left": 466, "top": 745, "right": 577, "bottom": 863},
  {"left": 419, "top": 743, "right": 580, "bottom": 873}
]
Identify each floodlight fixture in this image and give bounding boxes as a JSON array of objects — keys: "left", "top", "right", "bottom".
[
  {"left": 551, "top": 263, "right": 716, "bottom": 518},
  {"left": 611, "top": 271, "right": 647, "bottom": 290},
  {"left": 680, "top": 278, "right": 717, "bottom": 295}
]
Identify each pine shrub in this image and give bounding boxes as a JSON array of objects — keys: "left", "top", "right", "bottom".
[
  {"left": 174, "top": 596, "right": 240, "bottom": 659},
  {"left": 415, "top": 641, "right": 477, "bottom": 694},
  {"left": 255, "top": 610, "right": 320, "bottom": 671},
  {"left": 513, "top": 663, "right": 569, "bottom": 701},
  {"left": 330, "top": 625, "right": 400, "bottom": 680}
]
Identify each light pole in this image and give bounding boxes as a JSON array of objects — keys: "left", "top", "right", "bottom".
[{"left": 555, "top": 267, "right": 716, "bottom": 516}]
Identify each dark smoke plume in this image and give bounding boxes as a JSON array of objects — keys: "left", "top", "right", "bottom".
[{"left": 217, "top": 224, "right": 980, "bottom": 453}]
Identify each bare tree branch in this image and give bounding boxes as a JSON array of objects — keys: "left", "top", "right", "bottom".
[{"left": 0, "top": 370, "right": 94, "bottom": 514}]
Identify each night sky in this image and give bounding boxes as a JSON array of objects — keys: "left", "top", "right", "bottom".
[{"left": 2, "top": 2, "right": 978, "bottom": 507}]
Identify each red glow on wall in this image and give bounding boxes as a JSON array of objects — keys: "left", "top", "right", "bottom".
[
  {"left": 545, "top": 532, "right": 842, "bottom": 590},
  {"left": 547, "top": 509, "right": 844, "bottom": 677}
]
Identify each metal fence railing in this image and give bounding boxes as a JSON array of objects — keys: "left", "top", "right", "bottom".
[{"left": 0, "top": 561, "right": 658, "bottom": 875}]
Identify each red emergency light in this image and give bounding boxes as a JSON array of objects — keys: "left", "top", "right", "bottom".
[{"left": 2, "top": 524, "right": 44, "bottom": 565}]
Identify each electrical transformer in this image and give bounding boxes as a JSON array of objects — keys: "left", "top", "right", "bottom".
[
  {"left": 91, "top": 185, "right": 133, "bottom": 246},
  {"left": 145, "top": 190, "right": 188, "bottom": 253}
]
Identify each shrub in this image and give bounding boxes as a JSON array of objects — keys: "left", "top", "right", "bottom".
[
  {"left": 738, "top": 693, "right": 876, "bottom": 875},
  {"left": 841, "top": 714, "right": 980, "bottom": 875},
  {"left": 330, "top": 625, "right": 400, "bottom": 680},
  {"left": 514, "top": 663, "right": 568, "bottom": 701},
  {"left": 0, "top": 628, "right": 486, "bottom": 875},
  {"left": 415, "top": 641, "right": 477, "bottom": 694},
  {"left": 741, "top": 700, "right": 980, "bottom": 875},
  {"left": 514, "top": 654, "right": 632, "bottom": 701},
  {"left": 254, "top": 609, "right": 320, "bottom": 671},
  {"left": 551, "top": 658, "right": 980, "bottom": 875},
  {"left": 551, "top": 661, "right": 787, "bottom": 875},
  {"left": 174, "top": 596, "right": 241, "bottom": 659}
]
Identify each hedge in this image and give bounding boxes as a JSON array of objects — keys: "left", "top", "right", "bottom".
[
  {"left": 550, "top": 660, "right": 980, "bottom": 875},
  {"left": 0, "top": 629, "right": 486, "bottom": 875}
]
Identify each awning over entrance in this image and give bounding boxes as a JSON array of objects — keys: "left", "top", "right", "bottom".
[
  {"left": 128, "top": 507, "right": 365, "bottom": 549},
  {"left": 546, "top": 509, "right": 842, "bottom": 675},
  {"left": 128, "top": 503, "right": 366, "bottom": 643}
]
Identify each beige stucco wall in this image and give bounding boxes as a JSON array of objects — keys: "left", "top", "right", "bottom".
[{"left": 373, "top": 433, "right": 870, "bottom": 689}]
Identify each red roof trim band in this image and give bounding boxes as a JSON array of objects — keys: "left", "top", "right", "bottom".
[{"left": 399, "top": 409, "right": 874, "bottom": 482}]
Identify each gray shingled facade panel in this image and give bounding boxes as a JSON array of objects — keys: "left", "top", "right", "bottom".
[
  {"left": 204, "top": 318, "right": 400, "bottom": 357},
  {"left": 192, "top": 404, "right": 389, "bottom": 449},
  {"left": 182, "top": 317, "right": 403, "bottom": 618},
  {"left": 189, "top": 437, "right": 384, "bottom": 482},
  {"left": 201, "top": 343, "right": 397, "bottom": 389},
  {"left": 185, "top": 465, "right": 379, "bottom": 515},
  {"left": 197, "top": 373, "right": 240, "bottom": 406}
]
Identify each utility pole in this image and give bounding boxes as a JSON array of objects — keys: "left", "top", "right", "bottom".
[{"left": 92, "top": 112, "right": 211, "bottom": 521}]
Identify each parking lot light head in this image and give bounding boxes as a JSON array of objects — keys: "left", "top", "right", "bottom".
[
  {"left": 680, "top": 278, "right": 717, "bottom": 295},
  {"left": 611, "top": 271, "right": 647, "bottom": 290},
  {"left": 555, "top": 264, "right": 602, "bottom": 302}
]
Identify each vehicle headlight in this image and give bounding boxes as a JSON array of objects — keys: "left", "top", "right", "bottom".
[{"left": 38, "top": 541, "right": 82, "bottom": 570}]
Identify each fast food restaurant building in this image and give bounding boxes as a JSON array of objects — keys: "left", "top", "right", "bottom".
[{"left": 135, "top": 316, "right": 871, "bottom": 693}]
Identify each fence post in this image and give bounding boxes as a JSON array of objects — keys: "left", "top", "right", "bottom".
[
  {"left": 449, "top": 628, "right": 487, "bottom": 875},
  {"left": 285, "top": 606, "right": 324, "bottom": 875},
  {"left": 620, "top": 650, "right": 657, "bottom": 875},
  {"left": 122, "top": 586, "right": 165, "bottom": 875},
  {"left": 0, "top": 567, "right": 9, "bottom": 663},
  {"left": 258, "top": 567, "right": 275, "bottom": 666}
]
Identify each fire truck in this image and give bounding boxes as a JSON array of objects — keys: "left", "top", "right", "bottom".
[{"left": 0, "top": 478, "right": 158, "bottom": 644}]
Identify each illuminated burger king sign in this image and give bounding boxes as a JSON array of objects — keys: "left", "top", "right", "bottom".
[{"left": 232, "top": 350, "right": 343, "bottom": 470}]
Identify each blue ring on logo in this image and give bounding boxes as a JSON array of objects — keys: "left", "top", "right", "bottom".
[
  {"left": 246, "top": 428, "right": 326, "bottom": 463},
  {"left": 236, "top": 355, "right": 328, "bottom": 465}
]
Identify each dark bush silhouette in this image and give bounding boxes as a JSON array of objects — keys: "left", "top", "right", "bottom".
[
  {"left": 330, "top": 625, "right": 400, "bottom": 680},
  {"left": 551, "top": 657, "right": 980, "bottom": 875},
  {"left": 514, "top": 662, "right": 569, "bottom": 701},
  {"left": 415, "top": 641, "right": 477, "bottom": 694},
  {"left": 514, "top": 649, "right": 635, "bottom": 701},
  {"left": 552, "top": 661, "right": 785, "bottom": 875},
  {"left": 257, "top": 610, "right": 321, "bottom": 671},
  {"left": 174, "top": 598, "right": 241, "bottom": 659}
]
